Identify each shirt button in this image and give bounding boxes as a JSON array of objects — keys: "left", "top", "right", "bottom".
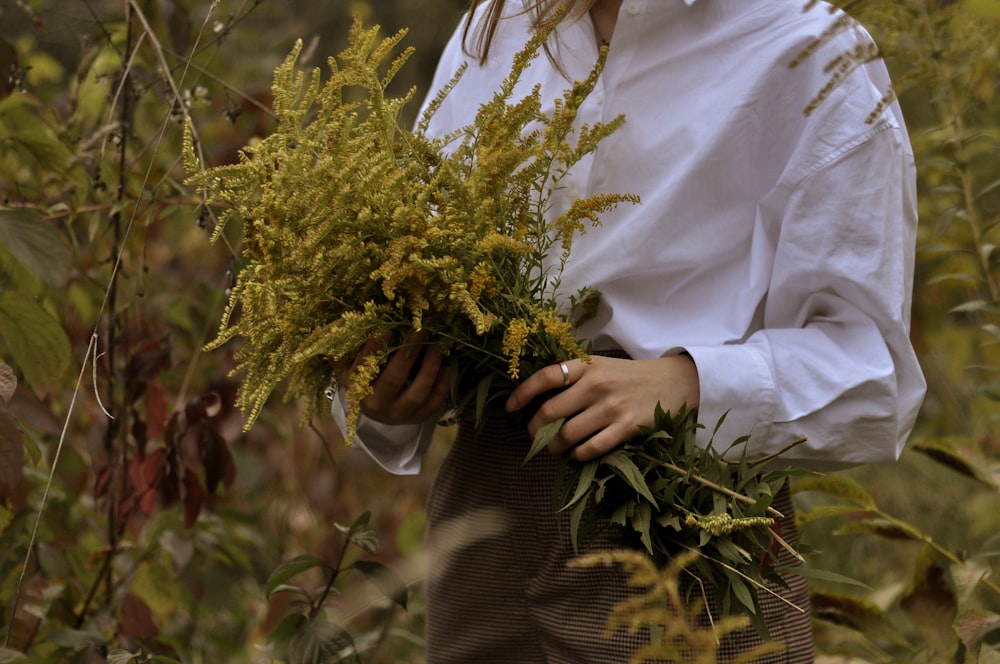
[{"left": 626, "top": 2, "right": 640, "bottom": 15}]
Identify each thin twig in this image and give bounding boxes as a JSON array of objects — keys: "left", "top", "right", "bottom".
[
  {"left": 681, "top": 544, "right": 808, "bottom": 614},
  {"left": 635, "top": 453, "right": 785, "bottom": 519},
  {"left": 738, "top": 435, "right": 809, "bottom": 469},
  {"left": 309, "top": 419, "right": 339, "bottom": 468},
  {"left": 5, "top": 335, "right": 98, "bottom": 647},
  {"left": 310, "top": 537, "right": 352, "bottom": 620}
]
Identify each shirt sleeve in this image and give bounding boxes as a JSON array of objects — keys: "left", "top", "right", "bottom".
[
  {"left": 684, "top": 119, "right": 925, "bottom": 471},
  {"left": 330, "top": 389, "right": 436, "bottom": 475}
]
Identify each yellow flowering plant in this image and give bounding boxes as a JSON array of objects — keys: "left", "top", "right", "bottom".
[{"left": 184, "top": 18, "right": 635, "bottom": 440}]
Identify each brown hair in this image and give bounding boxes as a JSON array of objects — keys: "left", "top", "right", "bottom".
[{"left": 461, "top": 0, "right": 595, "bottom": 62}]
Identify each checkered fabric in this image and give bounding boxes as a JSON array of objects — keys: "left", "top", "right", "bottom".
[{"left": 424, "top": 399, "right": 813, "bottom": 662}]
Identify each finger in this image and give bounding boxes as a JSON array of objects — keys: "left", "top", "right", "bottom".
[
  {"left": 544, "top": 404, "right": 611, "bottom": 456},
  {"left": 569, "top": 422, "right": 635, "bottom": 462},
  {"left": 374, "top": 332, "right": 427, "bottom": 397},
  {"left": 345, "top": 332, "right": 391, "bottom": 379},
  {"left": 408, "top": 359, "right": 452, "bottom": 423},
  {"left": 506, "top": 359, "right": 578, "bottom": 412},
  {"left": 392, "top": 345, "right": 444, "bottom": 416},
  {"left": 405, "top": 345, "right": 444, "bottom": 396}
]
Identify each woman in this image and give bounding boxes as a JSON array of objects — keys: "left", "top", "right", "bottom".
[{"left": 333, "top": 0, "right": 925, "bottom": 661}]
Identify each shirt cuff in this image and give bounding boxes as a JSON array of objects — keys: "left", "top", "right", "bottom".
[
  {"left": 330, "top": 390, "right": 434, "bottom": 475},
  {"left": 672, "top": 343, "right": 777, "bottom": 456}
]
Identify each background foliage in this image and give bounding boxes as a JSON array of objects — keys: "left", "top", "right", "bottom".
[{"left": 0, "top": 0, "right": 997, "bottom": 662}]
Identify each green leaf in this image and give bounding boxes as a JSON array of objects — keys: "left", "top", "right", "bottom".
[
  {"left": 269, "top": 612, "right": 309, "bottom": 660},
  {"left": 774, "top": 565, "right": 870, "bottom": 589},
  {"left": 901, "top": 546, "right": 959, "bottom": 655},
  {"left": 0, "top": 208, "right": 70, "bottom": 287},
  {"left": 630, "top": 500, "right": 653, "bottom": 555},
  {"left": 965, "top": 0, "right": 1000, "bottom": 19},
  {"left": 351, "top": 559, "right": 408, "bottom": 609},
  {"left": 601, "top": 450, "right": 658, "bottom": 507},
  {"left": 0, "top": 96, "right": 74, "bottom": 170},
  {"left": 336, "top": 512, "right": 379, "bottom": 554},
  {"left": 474, "top": 372, "right": 494, "bottom": 425},
  {"left": 913, "top": 437, "right": 998, "bottom": 489},
  {"left": 0, "top": 291, "right": 71, "bottom": 397},
  {"left": 525, "top": 417, "right": 563, "bottom": 463},
  {"left": 336, "top": 511, "right": 371, "bottom": 534},
  {"left": 955, "top": 610, "right": 1000, "bottom": 657},
  {"left": 289, "top": 618, "right": 360, "bottom": 664},
  {"left": 561, "top": 458, "right": 598, "bottom": 510},
  {"left": 796, "top": 503, "right": 872, "bottom": 527},
  {"left": 951, "top": 299, "right": 997, "bottom": 314},
  {"left": 265, "top": 554, "right": 328, "bottom": 597},
  {"left": 836, "top": 517, "right": 923, "bottom": 541},
  {"left": 569, "top": 495, "right": 589, "bottom": 554},
  {"left": 727, "top": 573, "right": 757, "bottom": 614},
  {"left": 811, "top": 591, "right": 903, "bottom": 642},
  {"left": 0, "top": 648, "right": 26, "bottom": 662},
  {"left": 715, "top": 536, "right": 752, "bottom": 564},
  {"left": 0, "top": 411, "right": 24, "bottom": 500},
  {"left": 45, "top": 627, "right": 107, "bottom": 648},
  {"left": 106, "top": 651, "right": 140, "bottom": 664},
  {"left": 609, "top": 501, "right": 628, "bottom": 526},
  {"left": 268, "top": 584, "right": 315, "bottom": 600},
  {"left": 348, "top": 524, "right": 379, "bottom": 555},
  {"left": 926, "top": 271, "right": 982, "bottom": 286},
  {"left": 792, "top": 474, "right": 877, "bottom": 509}
]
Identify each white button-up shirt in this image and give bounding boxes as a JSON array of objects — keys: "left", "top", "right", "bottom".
[{"left": 334, "top": 0, "right": 926, "bottom": 473}]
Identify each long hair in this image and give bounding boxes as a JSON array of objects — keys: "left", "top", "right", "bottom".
[{"left": 461, "top": 0, "right": 595, "bottom": 62}]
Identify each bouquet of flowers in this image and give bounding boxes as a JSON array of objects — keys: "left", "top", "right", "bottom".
[
  {"left": 185, "top": 17, "right": 806, "bottom": 636},
  {"left": 184, "top": 18, "right": 634, "bottom": 441}
]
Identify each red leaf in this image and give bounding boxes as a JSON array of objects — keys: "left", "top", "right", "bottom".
[
  {"left": 200, "top": 424, "right": 235, "bottom": 494},
  {"left": 94, "top": 462, "right": 113, "bottom": 499},
  {"left": 141, "top": 449, "right": 167, "bottom": 486},
  {"left": 182, "top": 468, "right": 205, "bottom": 528},
  {"left": 131, "top": 408, "right": 148, "bottom": 457},
  {"left": 126, "top": 337, "right": 171, "bottom": 404},
  {"left": 7, "top": 576, "right": 45, "bottom": 648},
  {"left": 0, "top": 362, "right": 16, "bottom": 404},
  {"left": 0, "top": 411, "right": 24, "bottom": 500},
  {"left": 144, "top": 379, "right": 169, "bottom": 441},
  {"left": 164, "top": 411, "right": 180, "bottom": 448},
  {"left": 184, "top": 399, "right": 207, "bottom": 426},
  {"left": 183, "top": 390, "right": 223, "bottom": 427},
  {"left": 200, "top": 391, "right": 222, "bottom": 419},
  {"left": 119, "top": 593, "right": 159, "bottom": 640},
  {"left": 160, "top": 444, "right": 181, "bottom": 508},
  {"left": 901, "top": 549, "right": 959, "bottom": 654},
  {"left": 139, "top": 451, "right": 167, "bottom": 516}
]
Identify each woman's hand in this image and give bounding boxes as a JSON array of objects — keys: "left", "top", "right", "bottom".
[
  {"left": 504, "top": 354, "right": 700, "bottom": 462},
  {"left": 346, "top": 332, "right": 451, "bottom": 426}
]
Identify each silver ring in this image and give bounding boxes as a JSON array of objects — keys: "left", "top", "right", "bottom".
[{"left": 559, "top": 361, "right": 570, "bottom": 386}]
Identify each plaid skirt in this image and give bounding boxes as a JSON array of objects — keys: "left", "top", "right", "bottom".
[{"left": 424, "top": 412, "right": 814, "bottom": 663}]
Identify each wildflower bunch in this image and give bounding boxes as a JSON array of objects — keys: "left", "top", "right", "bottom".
[{"left": 184, "top": 18, "right": 635, "bottom": 438}]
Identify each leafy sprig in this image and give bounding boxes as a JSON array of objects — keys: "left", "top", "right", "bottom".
[{"left": 533, "top": 405, "right": 808, "bottom": 636}]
